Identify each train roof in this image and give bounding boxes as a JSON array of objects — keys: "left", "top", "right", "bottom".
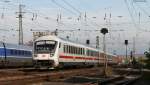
[
  {"left": 35, "top": 35, "right": 117, "bottom": 56},
  {"left": 36, "top": 35, "right": 103, "bottom": 52},
  {"left": 0, "top": 42, "right": 32, "bottom": 51}
]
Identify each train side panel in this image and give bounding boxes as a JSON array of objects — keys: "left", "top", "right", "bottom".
[{"left": 0, "top": 42, "right": 33, "bottom": 67}]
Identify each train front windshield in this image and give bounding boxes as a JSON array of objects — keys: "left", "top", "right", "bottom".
[{"left": 34, "top": 40, "right": 57, "bottom": 53}]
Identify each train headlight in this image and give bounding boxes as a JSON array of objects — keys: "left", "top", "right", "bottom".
[
  {"left": 50, "top": 53, "right": 54, "bottom": 57},
  {"left": 34, "top": 54, "right": 37, "bottom": 57}
]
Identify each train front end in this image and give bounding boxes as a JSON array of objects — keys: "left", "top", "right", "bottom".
[{"left": 33, "top": 36, "right": 59, "bottom": 68}]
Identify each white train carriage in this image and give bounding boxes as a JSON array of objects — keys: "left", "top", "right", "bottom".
[{"left": 33, "top": 35, "right": 116, "bottom": 68}]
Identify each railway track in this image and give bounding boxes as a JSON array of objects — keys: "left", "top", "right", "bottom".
[
  {"left": 0, "top": 67, "right": 142, "bottom": 85},
  {"left": 97, "top": 75, "right": 141, "bottom": 85},
  {"left": 0, "top": 67, "right": 102, "bottom": 85},
  {"left": 77, "top": 67, "right": 142, "bottom": 85}
]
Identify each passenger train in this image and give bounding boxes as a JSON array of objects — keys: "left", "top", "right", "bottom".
[
  {"left": 33, "top": 35, "right": 118, "bottom": 68},
  {"left": 0, "top": 42, "right": 32, "bottom": 67}
]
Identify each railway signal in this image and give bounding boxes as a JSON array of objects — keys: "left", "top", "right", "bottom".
[
  {"left": 125, "top": 40, "right": 128, "bottom": 64},
  {"left": 101, "top": 28, "right": 108, "bottom": 77}
]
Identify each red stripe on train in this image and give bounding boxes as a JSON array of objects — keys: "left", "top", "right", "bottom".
[{"left": 59, "top": 55, "right": 98, "bottom": 60}]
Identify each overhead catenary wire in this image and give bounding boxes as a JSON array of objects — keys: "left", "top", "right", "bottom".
[
  {"left": 62, "top": 0, "right": 81, "bottom": 14},
  {"left": 124, "top": 0, "right": 141, "bottom": 30},
  {"left": 51, "top": 0, "right": 78, "bottom": 15},
  {"left": 52, "top": 0, "right": 102, "bottom": 28},
  {"left": 133, "top": 2, "right": 150, "bottom": 16}
]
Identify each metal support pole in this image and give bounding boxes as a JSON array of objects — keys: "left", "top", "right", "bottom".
[
  {"left": 19, "top": 5, "right": 23, "bottom": 45},
  {"left": 103, "top": 34, "right": 107, "bottom": 77},
  {"left": 3, "top": 42, "right": 6, "bottom": 64},
  {"left": 16, "top": 4, "right": 25, "bottom": 45},
  {"left": 126, "top": 45, "right": 127, "bottom": 61},
  {"left": 101, "top": 28, "right": 108, "bottom": 77},
  {"left": 125, "top": 40, "right": 128, "bottom": 64}
]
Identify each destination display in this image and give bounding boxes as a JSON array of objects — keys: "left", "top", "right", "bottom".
[{"left": 36, "top": 40, "right": 56, "bottom": 45}]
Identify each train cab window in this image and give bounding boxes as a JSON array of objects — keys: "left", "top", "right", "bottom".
[{"left": 35, "top": 40, "right": 57, "bottom": 53}]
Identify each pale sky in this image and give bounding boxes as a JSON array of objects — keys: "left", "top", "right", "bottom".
[{"left": 0, "top": 0, "right": 150, "bottom": 55}]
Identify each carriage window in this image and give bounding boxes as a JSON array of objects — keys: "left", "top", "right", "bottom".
[
  {"left": 77, "top": 48, "right": 79, "bottom": 54},
  {"left": 83, "top": 49, "right": 85, "bottom": 55},
  {"left": 75, "top": 47, "right": 77, "bottom": 54},
  {"left": 68, "top": 46, "right": 70, "bottom": 53},
  {"left": 80, "top": 48, "right": 81, "bottom": 55},
  {"left": 81, "top": 48, "right": 82, "bottom": 55},
  {"left": 10, "top": 49, "right": 13, "bottom": 55},
  {"left": 14, "top": 50, "right": 17, "bottom": 55},
  {"left": 23, "top": 51, "right": 25, "bottom": 55},
  {"left": 70, "top": 46, "right": 72, "bottom": 54},
  {"left": 63, "top": 45, "right": 66, "bottom": 53},
  {"left": 72, "top": 46, "right": 74, "bottom": 54},
  {"left": 79, "top": 48, "right": 81, "bottom": 55},
  {"left": 18, "top": 50, "right": 20, "bottom": 55},
  {"left": 21, "top": 51, "right": 24, "bottom": 55},
  {"left": 66, "top": 45, "right": 69, "bottom": 53},
  {"left": 69, "top": 46, "right": 71, "bottom": 53}
]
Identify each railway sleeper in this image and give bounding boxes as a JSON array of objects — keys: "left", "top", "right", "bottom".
[
  {"left": 98, "top": 76, "right": 125, "bottom": 85},
  {"left": 113, "top": 78, "right": 139, "bottom": 85}
]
